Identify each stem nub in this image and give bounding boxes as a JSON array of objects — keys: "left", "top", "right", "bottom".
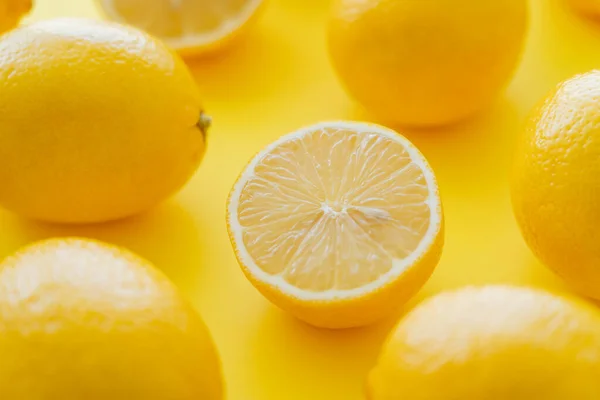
[{"left": 196, "top": 111, "right": 211, "bottom": 139}]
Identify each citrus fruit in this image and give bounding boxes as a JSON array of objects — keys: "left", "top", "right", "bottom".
[
  {"left": 0, "top": 238, "right": 223, "bottom": 399},
  {"left": 95, "top": 0, "right": 265, "bottom": 56},
  {"left": 569, "top": 0, "right": 600, "bottom": 17},
  {"left": 0, "top": 0, "right": 30, "bottom": 33},
  {"left": 368, "top": 286, "right": 600, "bottom": 399},
  {"left": 227, "top": 121, "right": 444, "bottom": 329},
  {"left": 0, "top": 18, "right": 209, "bottom": 224},
  {"left": 328, "top": 0, "right": 528, "bottom": 127},
  {"left": 512, "top": 71, "right": 600, "bottom": 300}
]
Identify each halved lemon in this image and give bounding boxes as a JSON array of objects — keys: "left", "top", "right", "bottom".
[
  {"left": 227, "top": 121, "right": 444, "bottom": 329},
  {"left": 95, "top": 0, "right": 265, "bottom": 55}
]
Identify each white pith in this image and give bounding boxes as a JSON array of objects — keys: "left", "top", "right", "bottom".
[
  {"left": 228, "top": 121, "right": 442, "bottom": 301},
  {"left": 98, "top": 0, "right": 263, "bottom": 49}
]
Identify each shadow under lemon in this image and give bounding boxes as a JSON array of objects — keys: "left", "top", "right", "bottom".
[
  {"left": 510, "top": 0, "right": 600, "bottom": 104},
  {"left": 243, "top": 300, "right": 419, "bottom": 400},
  {"left": 185, "top": 17, "right": 296, "bottom": 110},
  {"left": 0, "top": 201, "right": 209, "bottom": 300}
]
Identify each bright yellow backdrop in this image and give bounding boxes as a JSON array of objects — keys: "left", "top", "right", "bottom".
[{"left": 2, "top": 0, "right": 599, "bottom": 398}]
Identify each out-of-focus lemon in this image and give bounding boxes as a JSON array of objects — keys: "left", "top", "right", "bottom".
[
  {"left": 512, "top": 70, "right": 600, "bottom": 299},
  {"left": 0, "top": 18, "right": 209, "bottom": 224},
  {"left": 368, "top": 286, "right": 600, "bottom": 399},
  {"left": 95, "top": 0, "right": 265, "bottom": 56},
  {"left": 569, "top": 0, "right": 600, "bottom": 17},
  {"left": 0, "top": 238, "right": 223, "bottom": 399},
  {"left": 328, "top": 0, "right": 528, "bottom": 127},
  {"left": 227, "top": 121, "right": 444, "bottom": 329},
  {"left": 0, "top": 0, "right": 30, "bottom": 33}
]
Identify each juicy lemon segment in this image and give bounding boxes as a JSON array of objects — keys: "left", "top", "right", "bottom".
[
  {"left": 97, "top": 0, "right": 264, "bottom": 54},
  {"left": 228, "top": 122, "right": 444, "bottom": 328}
]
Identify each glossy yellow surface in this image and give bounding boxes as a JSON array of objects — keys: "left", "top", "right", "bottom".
[
  {"left": 328, "top": 0, "right": 528, "bottom": 126},
  {"left": 0, "top": 238, "right": 223, "bottom": 399},
  {"left": 0, "top": 0, "right": 31, "bottom": 33},
  {"left": 0, "top": 18, "right": 206, "bottom": 224},
  {"left": 368, "top": 286, "right": 600, "bottom": 399},
  {"left": 0, "top": 0, "right": 597, "bottom": 398},
  {"left": 512, "top": 70, "right": 600, "bottom": 300}
]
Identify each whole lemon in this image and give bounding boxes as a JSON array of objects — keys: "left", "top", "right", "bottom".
[
  {"left": 328, "top": 0, "right": 528, "bottom": 127},
  {"left": 368, "top": 286, "right": 600, "bottom": 399},
  {"left": 512, "top": 71, "right": 600, "bottom": 299},
  {"left": 0, "top": 0, "right": 30, "bottom": 33},
  {"left": 0, "top": 18, "right": 209, "bottom": 224},
  {"left": 0, "top": 238, "right": 223, "bottom": 399}
]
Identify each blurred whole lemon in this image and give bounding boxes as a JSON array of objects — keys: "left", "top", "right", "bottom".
[
  {"left": 0, "top": 0, "right": 30, "bottom": 33},
  {"left": 0, "top": 18, "right": 209, "bottom": 224},
  {"left": 368, "top": 286, "right": 600, "bottom": 399},
  {"left": 0, "top": 238, "right": 223, "bottom": 399},
  {"left": 569, "top": 0, "right": 600, "bottom": 17},
  {"left": 512, "top": 70, "right": 600, "bottom": 299},
  {"left": 328, "top": 0, "right": 528, "bottom": 127}
]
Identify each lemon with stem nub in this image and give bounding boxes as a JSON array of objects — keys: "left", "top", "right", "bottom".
[{"left": 0, "top": 18, "right": 209, "bottom": 224}]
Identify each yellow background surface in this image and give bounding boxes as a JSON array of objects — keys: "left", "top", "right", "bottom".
[{"left": 1, "top": 0, "right": 599, "bottom": 398}]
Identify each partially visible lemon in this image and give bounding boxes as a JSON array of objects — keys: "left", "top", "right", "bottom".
[
  {"left": 512, "top": 70, "right": 600, "bottom": 300},
  {"left": 227, "top": 121, "right": 444, "bottom": 329},
  {"left": 95, "top": 0, "right": 265, "bottom": 56},
  {"left": 0, "top": 238, "right": 223, "bottom": 399},
  {"left": 569, "top": 0, "right": 600, "bottom": 17},
  {"left": 0, "top": 0, "right": 30, "bottom": 33},
  {"left": 328, "top": 0, "right": 528, "bottom": 127},
  {"left": 0, "top": 18, "right": 209, "bottom": 224},
  {"left": 368, "top": 286, "right": 600, "bottom": 399}
]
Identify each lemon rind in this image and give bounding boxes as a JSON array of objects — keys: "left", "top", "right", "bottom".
[
  {"left": 227, "top": 121, "right": 442, "bottom": 301},
  {"left": 96, "top": 0, "right": 263, "bottom": 51}
]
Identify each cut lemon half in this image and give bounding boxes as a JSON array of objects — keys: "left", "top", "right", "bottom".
[
  {"left": 227, "top": 121, "right": 444, "bottom": 329},
  {"left": 95, "top": 0, "right": 264, "bottom": 55}
]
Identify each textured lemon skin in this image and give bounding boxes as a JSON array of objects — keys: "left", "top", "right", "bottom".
[
  {"left": 0, "top": 18, "right": 206, "bottom": 224},
  {"left": 368, "top": 286, "right": 600, "bottom": 399},
  {"left": 0, "top": 0, "right": 30, "bottom": 33},
  {"left": 328, "top": 0, "right": 528, "bottom": 127},
  {"left": 0, "top": 238, "right": 223, "bottom": 400},
  {"left": 512, "top": 71, "right": 600, "bottom": 299}
]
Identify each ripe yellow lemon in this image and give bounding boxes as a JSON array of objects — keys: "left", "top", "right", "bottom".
[
  {"left": 95, "top": 0, "right": 265, "bottom": 56},
  {"left": 0, "top": 0, "right": 30, "bottom": 33},
  {"left": 368, "top": 286, "right": 600, "bottom": 399},
  {"left": 328, "top": 0, "right": 528, "bottom": 127},
  {"left": 512, "top": 71, "right": 600, "bottom": 299},
  {"left": 0, "top": 238, "right": 223, "bottom": 399},
  {"left": 227, "top": 121, "right": 444, "bottom": 329},
  {"left": 0, "top": 18, "right": 209, "bottom": 224}
]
